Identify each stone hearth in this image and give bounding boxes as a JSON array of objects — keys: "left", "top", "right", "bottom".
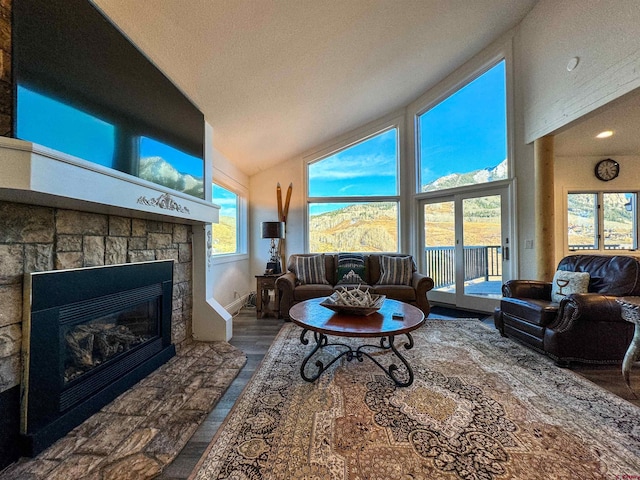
[{"left": 0, "top": 340, "right": 245, "bottom": 480}]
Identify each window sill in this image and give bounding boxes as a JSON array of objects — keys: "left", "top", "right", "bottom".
[{"left": 211, "top": 253, "right": 249, "bottom": 265}]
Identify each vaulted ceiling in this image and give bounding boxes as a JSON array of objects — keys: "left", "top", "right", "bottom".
[{"left": 93, "top": 0, "right": 538, "bottom": 176}]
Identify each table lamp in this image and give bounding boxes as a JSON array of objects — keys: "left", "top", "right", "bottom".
[{"left": 261, "top": 221, "right": 285, "bottom": 274}]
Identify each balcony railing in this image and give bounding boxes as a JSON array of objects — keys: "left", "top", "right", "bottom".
[{"left": 425, "top": 246, "right": 502, "bottom": 289}]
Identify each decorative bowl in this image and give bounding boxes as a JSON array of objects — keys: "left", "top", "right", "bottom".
[{"left": 320, "top": 293, "right": 386, "bottom": 316}]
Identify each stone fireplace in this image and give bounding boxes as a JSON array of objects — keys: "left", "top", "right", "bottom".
[
  {"left": 22, "top": 260, "right": 175, "bottom": 455},
  {"left": 0, "top": 203, "right": 196, "bottom": 461},
  {"left": 0, "top": 0, "right": 225, "bottom": 468}
]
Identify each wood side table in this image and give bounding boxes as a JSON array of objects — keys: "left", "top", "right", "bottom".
[
  {"left": 255, "top": 274, "right": 281, "bottom": 318},
  {"left": 616, "top": 296, "right": 640, "bottom": 396}
]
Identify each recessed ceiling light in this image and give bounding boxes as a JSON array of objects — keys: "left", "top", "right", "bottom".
[{"left": 596, "top": 130, "right": 614, "bottom": 139}]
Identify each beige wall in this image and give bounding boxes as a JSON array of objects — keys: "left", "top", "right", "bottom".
[
  {"left": 249, "top": 156, "right": 305, "bottom": 276},
  {"left": 554, "top": 154, "right": 640, "bottom": 258},
  {"left": 211, "top": 146, "right": 252, "bottom": 310},
  {"left": 519, "top": 0, "right": 640, "bottom": 143}
]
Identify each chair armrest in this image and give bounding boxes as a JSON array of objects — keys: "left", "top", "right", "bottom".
[
  {"left": 502, "top": 280, "right": 552, "bottom": 300},
  {"left": 549, "top": 293, "right": 622, "bottom": 333}
]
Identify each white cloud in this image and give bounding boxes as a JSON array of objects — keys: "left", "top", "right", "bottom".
[{"left": 310, "top": 151, "right": 396, "bottom": 180}]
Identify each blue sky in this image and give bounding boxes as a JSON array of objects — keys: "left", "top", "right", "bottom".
[
  {"left": 419, "top": 60, "right": 506, "bottom": 186},
  {"left": 308, "top": 129, "right": 397, "bottom": 215},
  {"left": 212, "top": 184, "right": 238, "bottom": 217},
  {"left": 17, "top": 85, "right": 203, "bottom": 178},
  {"left": 308, "top": 60, "right": 506, "bottom": 216}
]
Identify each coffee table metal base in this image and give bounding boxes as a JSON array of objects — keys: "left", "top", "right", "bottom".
[{"left": 299, "top": 328, "right": 415, "bottom": 387}]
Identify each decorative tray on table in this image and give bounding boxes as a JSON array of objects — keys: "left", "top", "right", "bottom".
[{"left": 320, "top": 288, "right": 385, "bottom": 316}]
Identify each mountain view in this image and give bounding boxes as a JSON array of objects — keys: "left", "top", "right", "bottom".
[
  {"left": 139, "top": 156, "right": 204, "bottom": 199},
  {"left": 212, "top": 216, "right": 237, "bottom": 254},
  {"left": 309, "top": 203, "right": 398, "bottom": 253},
  {"left": 422, "top": 159, "right": 507, "bottom": 192},
  {"left": 568, "top": 192, "right": 633, "bottom": 249},
  {"left": 309, "top": 161, "right": 507, "bottom": 252},
  {"left": 211, "top": 158, "right": 634, "bottom": 254}
]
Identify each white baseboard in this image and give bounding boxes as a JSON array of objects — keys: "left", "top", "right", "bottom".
[{"left": 225, "top": 294, "right": 249, "bottom": 316}]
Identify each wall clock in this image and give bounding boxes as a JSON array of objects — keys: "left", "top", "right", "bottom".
[{"left": 594, "top": 159, "right": 619, "bottom": 181}]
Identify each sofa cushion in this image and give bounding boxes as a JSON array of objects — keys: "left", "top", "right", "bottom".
[
  {"left": 292, "top": 254, "right": 329, "bottom": 285},
  {"left": 371, "top": 285, "right": 416, "bottom": 302},
  {"left": 499, "top": 297, "right": 559, "bottom": 328},
  {"left": 293, "top": 284, "right": 334, "bottom": 301},
  {"left": 377, "top": 255, "right": 413, "bottom": 285},
  {"left": 551, "top": 270, "right": 590, "bottom": 303},
  {"left": 336, "top": 253, "right": 367, "bottom": 285}
]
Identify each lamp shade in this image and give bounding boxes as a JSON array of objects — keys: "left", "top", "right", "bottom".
[{"left": 261, "top": 221, "right": 285, "bottom": 239}]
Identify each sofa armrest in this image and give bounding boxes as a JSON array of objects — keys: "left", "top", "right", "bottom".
[
  {"left": 275, "top": 272, "right": 297, "bottom": 319},
  {"left": 502, "top": 280, "right": 552, "bottom": 300},
  {"left": 275, "top": 272, "right": 296, "bottom": 291},
  {"left": 412, "top": 271, "right": 434, "bottom": 292},
  {"left": 549, "top": 293, "right": 622, "bottom": 333},
  {"left": 412, "top": 272, "right": 434, "bottom": 316}
]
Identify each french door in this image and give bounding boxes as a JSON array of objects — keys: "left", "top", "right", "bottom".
[{"left": 419, "top": 185, "right": 512, "bottom": 312}]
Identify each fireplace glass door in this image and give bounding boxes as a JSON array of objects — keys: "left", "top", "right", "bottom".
[{"left": 63, "top": 299, "right": 159, "bottom": 385}]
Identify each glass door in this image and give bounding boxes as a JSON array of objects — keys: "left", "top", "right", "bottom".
[{"left": 421, "top": 186, "right": 511, "bottom": 312}]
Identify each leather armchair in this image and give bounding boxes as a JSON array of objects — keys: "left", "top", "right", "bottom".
[{"left": 494, "top": 255, "right": 638, "bottom": 366}]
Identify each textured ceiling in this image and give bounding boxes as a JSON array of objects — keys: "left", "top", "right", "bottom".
[
  {"left": 555, "top": 88, "right": 640, "bottom": 158},
  {"left": 92, "top": 0, "right": 538, "bottom": 176}
]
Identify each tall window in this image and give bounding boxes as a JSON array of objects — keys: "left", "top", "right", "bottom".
[
  {"left": 418, "top": 60, "right": 507, "bottom": 192},
  {"left": 307, "top": 128, "right": 399, "bottom": 252},
  {"left": 567, "top": 192, "right": 637, "bottom": 251},
  {"left": 212, "top": 183, "right": 239, "bottom": 255}
]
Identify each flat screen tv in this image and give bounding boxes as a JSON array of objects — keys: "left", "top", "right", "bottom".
[{"left": 12, "top": 0, "right": 205, "bottom": 199}]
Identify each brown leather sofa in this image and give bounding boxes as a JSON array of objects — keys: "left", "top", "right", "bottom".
[
  {"left": 275, "top": 253, "right": 434, "bottom": 320},
  {"left": 494, "top": 254, "right": 638, "bottom": 366}
]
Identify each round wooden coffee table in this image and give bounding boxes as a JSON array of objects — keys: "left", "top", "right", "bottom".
[{"left": 288, "top": 298, "right": 425, "bottom": 387}]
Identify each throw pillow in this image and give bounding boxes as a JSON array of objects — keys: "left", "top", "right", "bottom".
[
  {"left": 551, "top": 270, "right": 590, "bottom": 303},
  {"left": 292, "top": 254, "right": 329, "bottom": 285},
  {"left": 377, "top": 255, "right": 413, "bottom": 286},
  {"left": 336, "top": 253, "right": 366, "bottom": 285}
]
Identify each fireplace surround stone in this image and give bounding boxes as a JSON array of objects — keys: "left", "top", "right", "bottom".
[{"left": 0, "top": 201, "right": 194, "bottom": 466}]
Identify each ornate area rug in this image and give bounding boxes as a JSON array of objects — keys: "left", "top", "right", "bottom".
[{"left": 190, "top": 320, "right": 640, "bottom": 480}]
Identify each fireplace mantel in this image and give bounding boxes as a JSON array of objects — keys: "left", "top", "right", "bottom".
[{"left": 0, "top": 137, "right": 219, "bottom": 224}]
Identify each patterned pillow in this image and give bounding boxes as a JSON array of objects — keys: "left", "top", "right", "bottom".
[
  {"left": 292, "top": 255, "right": 329, "bottom": 285},
  {"left": 551, "top": 270, "right": 590, "bottom": 303},
  {"left": 377, "top": 255, "right": 413, "bottom": 286},
  {"left": 336, "top": 253, "right": 366, "bottom": 285}
]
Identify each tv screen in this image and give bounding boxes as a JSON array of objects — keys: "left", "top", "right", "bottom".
[{"left": 13, "top": 0, "right": 205, "bottom": 199}]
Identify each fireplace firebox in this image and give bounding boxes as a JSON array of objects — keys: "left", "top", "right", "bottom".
[{"left": 21, "top": 260, "right": 175, "bottom": 456}]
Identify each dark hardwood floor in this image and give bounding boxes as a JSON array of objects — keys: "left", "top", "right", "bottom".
[
  {"left": 157, "top": 310, "right": 285, "bottom": 479},
  {"left": 157, "top": 305, "right": 640, "bottom": 479}
]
